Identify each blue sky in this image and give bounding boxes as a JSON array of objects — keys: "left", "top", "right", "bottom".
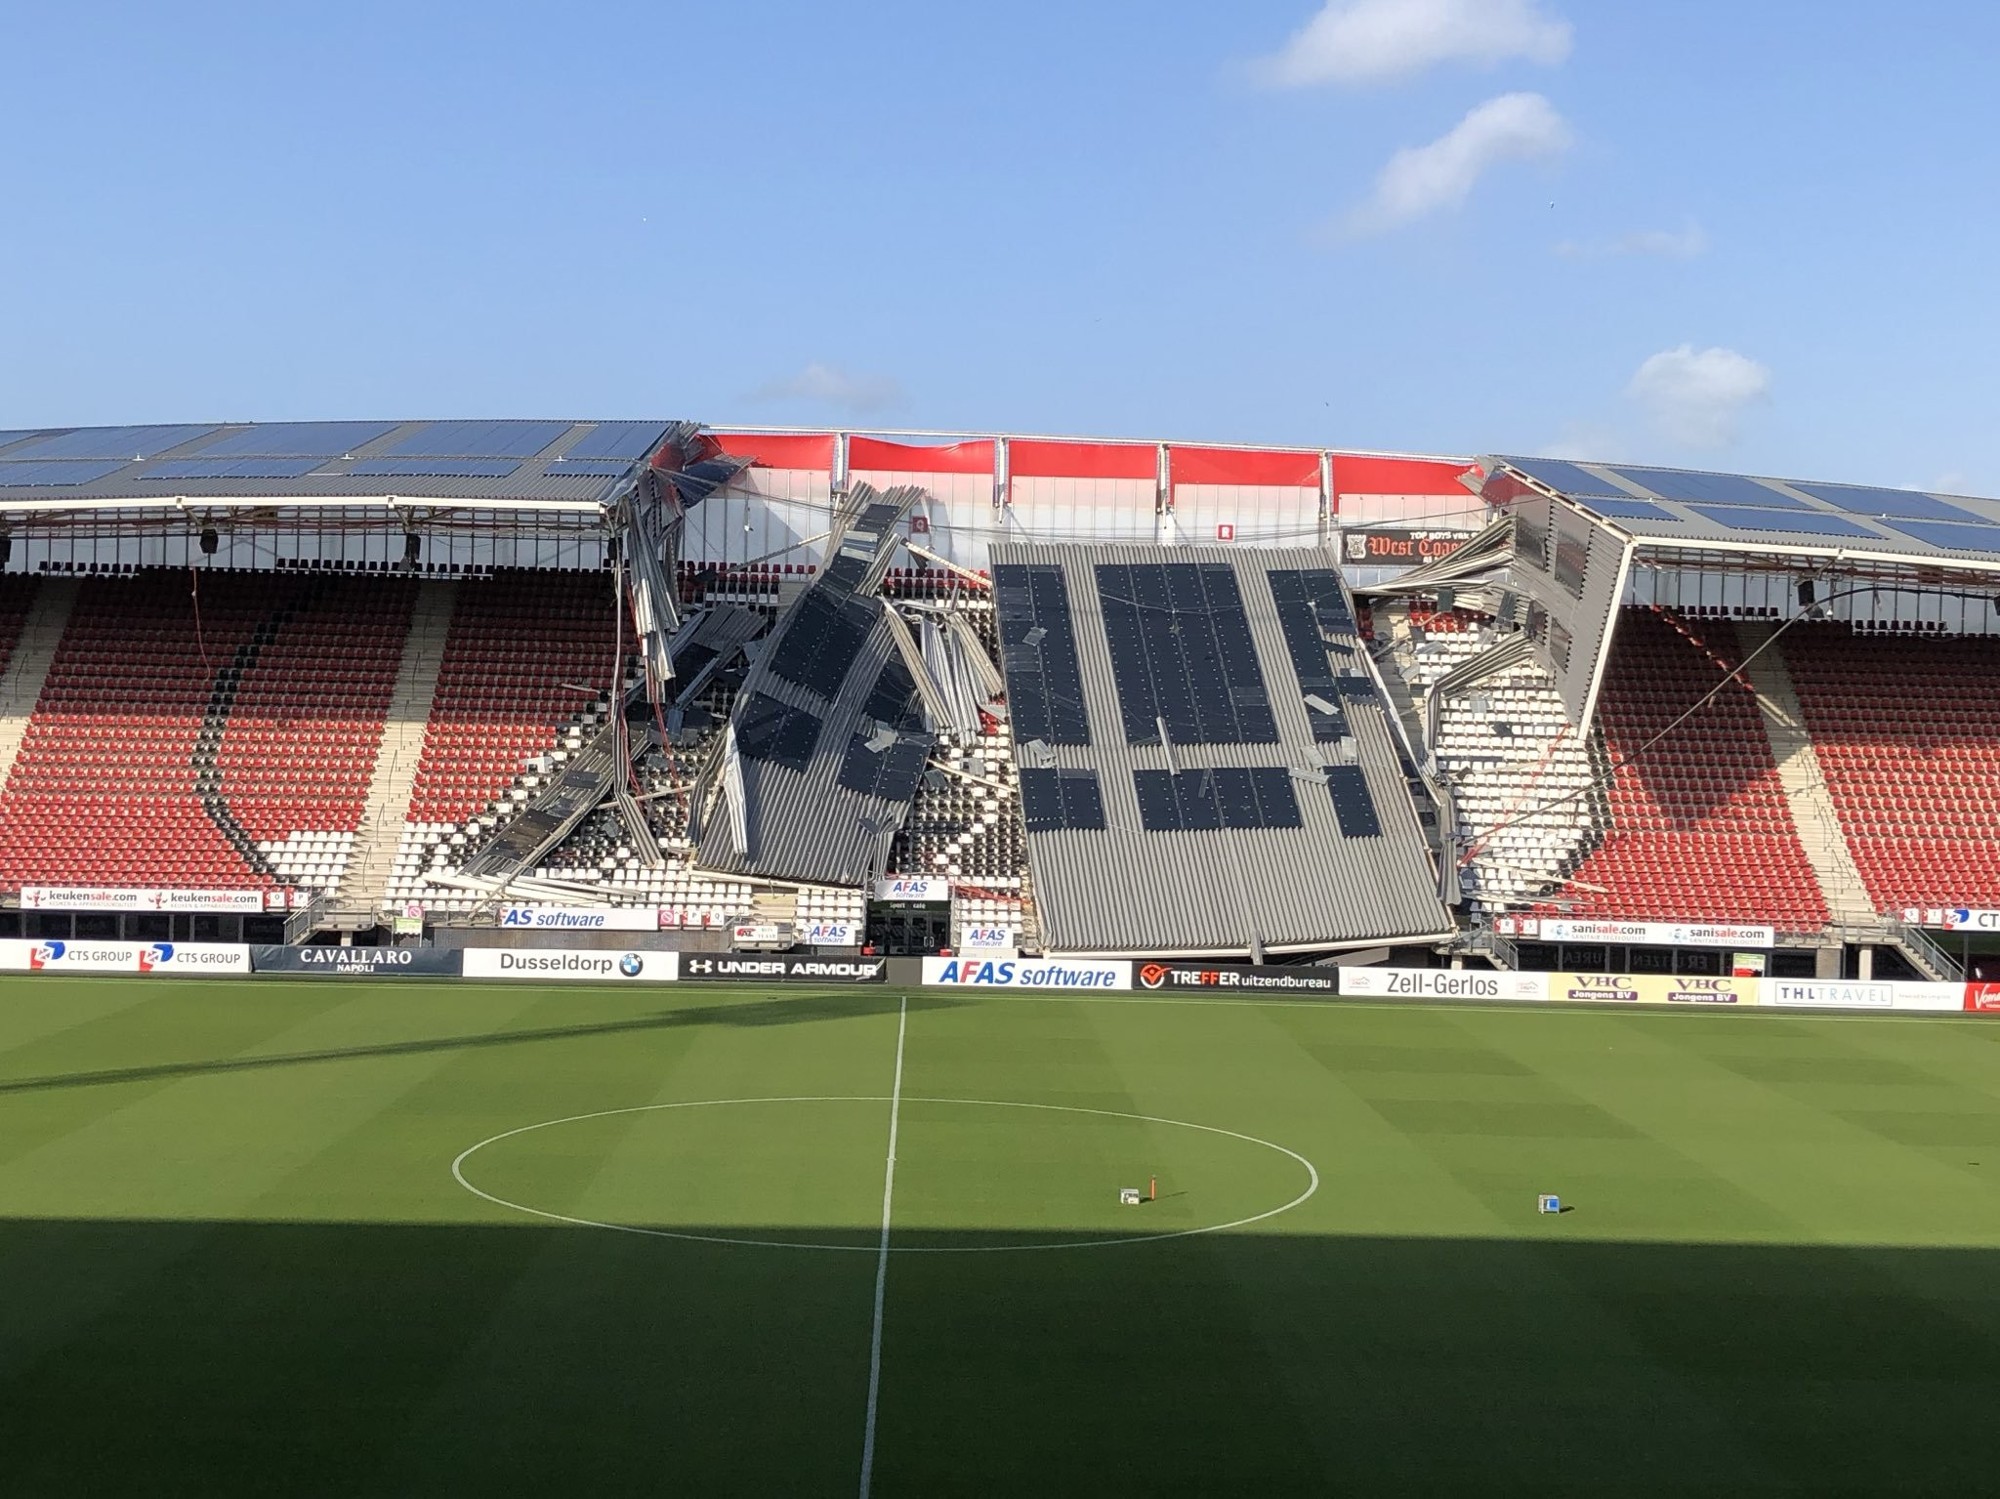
[{"left": 4, "top": 1, "right": 1998, "bottom": 491}]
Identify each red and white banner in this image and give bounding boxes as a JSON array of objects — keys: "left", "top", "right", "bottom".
[
  {"left": 20, "top": 887, "right": 272, "bottom": 913},
  {"left": 1496, "top": 917, "right": 1776, "bottom": 948}
]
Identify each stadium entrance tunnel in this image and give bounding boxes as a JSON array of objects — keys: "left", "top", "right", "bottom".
[{"left": 2, "top": 1218, "right": 1999, "bottom": 1493}]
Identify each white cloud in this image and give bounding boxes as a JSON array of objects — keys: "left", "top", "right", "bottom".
[
  {"left": 1554, "top": 222, "right": 1709, "bottom": 260},
  {"left": 747, "top": 362, "right": 902, "bottom": 415},
  {"left": 1626, "top": 345, "right": 1771, "bottom": 448},
  {"left": 1261, "top": 0, "right": 1572, "bottom": 88},
  {"left": 1344, "top": 92, "right": 1571, "bottom": 235}
]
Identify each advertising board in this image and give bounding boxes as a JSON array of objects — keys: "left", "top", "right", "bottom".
[
  {"left": 799, "top": 922, "right": 858, "bottom": 946},
  {"left": 1548, "top": 973, "right": 1758, "bottom": 1005},
  {"left": 0, "top": 940, "right": 251, "bottom": 974},
  {"left": 249, "top": 946, "right": 464, "bottom": 977},
  {"left": 1339, "top": 967, "right": 1549, "bottom": 1001},
  {"left": 1964, "top": 984, "right": 2000, "bottom": 1013},
  {"left": 1762, "top": 979, "right": 1894, "bottom": 1010},
  {"left": 1496, "top": 917, "right": 1776, "bottom": 948},
  {"left": 20, "top": 886, "right": 272, "bottom": 913},
  {"left": 1340, "top": 529, "right": 1475, "bottom": 565},
  {"left": 875, "top": 878, "right": 950, "bottom": 902},
  {"left": 463, "top": 948, "right": 679, "bottom": 983},
  {"left": 921, "top": 957, "right": 1131, "bottom": 990},
  {"left": 498, "top": 905, "right": 660, "bottom": 932},
  {"left": 681, "top": 955, "right": 887, "bottom": 983},
  {"left": 1135, "top": 961, "right": 1339, "bottom": 994}
]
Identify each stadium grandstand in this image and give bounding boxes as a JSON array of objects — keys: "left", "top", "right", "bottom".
[{"left": 1, "top": 420, "right": 1997, "bottom": 982}]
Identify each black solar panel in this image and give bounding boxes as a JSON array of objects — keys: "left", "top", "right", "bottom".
[
  {"left": 378, "top": 420, "right": 569, "bottom": 459},
  {"left": 768, "top": 587, "right": 876, "bottom": 698},
  {"left": 1498, "top": 457, "right": 1630, "bottom": 499},
  {"left": 1133, "top": 767, "right": 1303, "bottom": 832},
  {"left": 735, "top": 693, "right": 823, "bottom": 770},
  {"left": 1788, "top": 482, "right": 1988, "bottom": 524},
  {"left": 821, "top": 552, "right": 870, "bottom": 594},
  {"left": 560, "top": 422, "right": 666, "bottom": 463},
  {"left": 1268, "top": 569, "right": 1355, "bottom": 742},
  {"left": 863, "top": 657, "right": 925, "bottom": 732},
  {"left": 836, "top": 733, "right": 931, "bottom": 801},
  {"left": 1607, "top": 466, "right": 1795, "bottom": 507},
  {"left": 994, "top": 564, "right": 1090, "bottom": 745},
  {"left": 1019, "top": 768, "right": 1106, "bottom": 832},
  {"left": 0, "top": 459, "right": 132, "bottom": 487},
  {"left": 195, "top": 422, "right": 396, "bottom": 459},
  {"left": 1683, "top": 505, "right": 1878, "bottom": 539},
  {"left": 1325, "top": 765, "right": 1381, "bottom": 838},
  {"left": 144, "top": 458, "right": 325, "bottom": 481},
  {"left": 1096, "top": 562, "right": 1275, "bottom": 746},
  {"left": 348, "top": 458, "right": 522, "bottom": 479},
  {"left": 2, "top": 424, "right": 216, "bottom": 462}
]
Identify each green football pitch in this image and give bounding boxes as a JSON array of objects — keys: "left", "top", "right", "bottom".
[{"left": 4, "top": 979, "right": 2000, "bottom": 1493}]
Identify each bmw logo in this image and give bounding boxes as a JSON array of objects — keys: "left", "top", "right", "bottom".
[{"left": 619, "top": 953, "right": 644, "bottom": 977}]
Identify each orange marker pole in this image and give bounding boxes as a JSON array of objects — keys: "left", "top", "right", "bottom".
[{"left": 1149, "top": 1175, "right": 1157, "bottom": 1202}]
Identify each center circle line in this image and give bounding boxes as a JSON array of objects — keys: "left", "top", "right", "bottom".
[{"left": 450, "top": 1095, "right": 1319, "bottom": 1254}]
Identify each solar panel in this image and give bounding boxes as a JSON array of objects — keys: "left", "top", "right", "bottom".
[
  {"left": 143, "top": 458, "right": 326, "bottom": 481},
  {"left": 994, "top": 564, "right": 1090, "bottom": 745},
  {"left": 1019, "top": 768, "right": 1105, "bottom": 832},
  {"left": 1607, "top": 467, "right": 1796, "bottom": 506},
  {"left": 193, "top": 422, "right": 397, "bottom": 459},
  {"left": 377, "top": 420, "right": 570, "bottom": 460},
  {"left": 1267, "top": 569, "right": 1353, "bottom": 742},
  {"left": 559, "top": 422, "right": 667, "bottom": 463},
  {"left": 0, "top": 431, "right": 48, "bottom": 455},
  {"left": 1575, "top": 496, "right": 1679, "bottom": 523},
  {"left": 1872, "top": 520, "right": 2000, "bottom": 555},
  {"left": 863, "top": 657, "right": 925, "bottom": 732},
  {"left": 1787, "top": 482, "right": 1989, "bottom": 524},
  {"left": 1498, "top": 457, "right": 1630, "bottom": 498},
  {"left": 1096, "top": 562, "right": 1275, "bottom": 746},
  {"left": 836, "top": 733, "right": 931, "bottom": 801},
  {"left": 735, "top": 693, "right": 822, "bottom": 770},
  {"left": 1683, "top": 506, "right": 1880, "bottom": 539},
  {"left": 1133, "top": 768, "right": 1303, "bottom": 831},
  {"left": 0, "top": 425, "right": 216, "bottom": 461},
  {"left": 1325, "top": 765, "right": 1381, "bottom": 838},
  {"left": 347, "top": 459, "right": 523, "bottom": 479},
  {"left": 0, "top": 459, "right": 131, "bottom": 487},
  {"left": 768, "top": 588, "right": 876, "bottom": 698}
]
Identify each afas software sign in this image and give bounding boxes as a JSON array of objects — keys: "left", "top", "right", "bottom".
[
  {"left": 921, "top": 958, "right": 1130, "bottom": 990},
  {"left": 463, "top": 948, "right": 679, "bottom": 983}
]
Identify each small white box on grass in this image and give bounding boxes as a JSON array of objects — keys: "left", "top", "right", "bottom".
[
  {"left": 1537, "top": 1194, "right": 1561, "bottom": 1215},
  {"left": 1119, "top": 1187, "right": 1143, "bottom": 1206}
]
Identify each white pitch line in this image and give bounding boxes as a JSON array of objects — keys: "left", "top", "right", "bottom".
[{"left": 859, "top": 995, "right": 908, "bottom": 1499}]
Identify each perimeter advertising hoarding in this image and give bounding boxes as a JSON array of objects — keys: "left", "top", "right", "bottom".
[
  {"left": 463, "top": 948, "right": 680, "bottom": 983},
  {"left": 1549, "top": 973, "right": 1758, "bottom": 1005},
  {"left": 1497, "top": 917, "right": 1777, "bottom": 948},
  {"left": 681, "top": 955, "right": 887, "bottom": 983},
  {"left": 921, "top": 957, "right": 1131, "bottom": 990},
  {"left": 498, "top": 906, "right": 660, "bottom": 932},
  {"left": 1135, "top": 962, "right": 1339, "bottom": 994},
  {"left": 1965, "top": 984, "right": 2000, "bottom": 1013},
  {"left": 20, "top": 886, "right": 273, "bottom": 913},
  {"left": 1339, "top": 967, "right": 1550, "bottom": 1001},
  {"left": 249, "top": 946, "right": 464, "bottom": 977},
  {"left": 0, "top": 940, "right": 250, "bottom": 974}
]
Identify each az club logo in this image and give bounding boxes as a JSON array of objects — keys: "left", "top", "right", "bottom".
[
  {"left": 29, "top": 940, "right": 64, "bottom": 969},
  {"left": 619, "top": 953, "right": 644, "bottom": 977},
  {"left": 1138, "top": 963, "right": 1169, "bottom": 990}
]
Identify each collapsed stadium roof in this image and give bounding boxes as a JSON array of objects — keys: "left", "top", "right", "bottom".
[{"left": 989, "top": 542, "right": 1456, "bottom": 956}]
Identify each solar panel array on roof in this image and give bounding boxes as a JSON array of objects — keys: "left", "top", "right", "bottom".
[
  {"left": 1787, "top": 482, "right": 1988, "bottom": 524},
  {"left": 1499, "top": 457, "right": 1631, "bottom": 497},
  {"left": 1097, "top": 562, "right": 1275, "bottom": 745},
  {"left": 1018, "top": 768, "right": 1107, "bottom": 832},
  {"left": 378, "top": 420, "right": 569, "bottom": 459},
  {"left": 1267, "top": 568, "right": 1354, "bottom": 742},
  {"left": 1132, "top": 767, "right": 1303, "bottom": 832},
  {"left": 835, "top": 734, "right": 931, "bottom": 801},
  {"left": 558, "top": 422, "right": 665, "bottom": 463},
  {"left": 347, "top": 458, "right": 523, "bottom": 479},
  {"left": 0, "top": 431, "right": 48, "bottom": 454},
  {"left": 3, "top": 425, "right": 216, "bottom": 461},
  {"left": 1575, "top": 496, "right": 1680, "bottom": 523},
  {"left": 195, "top": 422, "right": 397, "bottom": 459},
  {"left": 144, "top": 458, "right": 326, "bottom": 481},
  {"left": 1875, "top": 520, "right": 2000, "bottom": 554},
  {"left": 735, "top": 693, "right": 823, "bottom": 770},
  {"left": 1608, "top": 466, "right": 1794, "bottom": 506},
  {"left": 994, "top": 564, "right": 1091, "bottom": 745},
  {"left": 1683, "top": 505, "right": 1879, "bottom": 539},
  {"left": 861, "top": 657, "right": 926, "bottom": 732},
  {"left": 1324, "top": 765, "right": 1381, "bottom": 838},
  {"left": 768, "top": 590, "right": 876, "bottom": 697},
  {"left": 545, "top": 460, "right": 634, "bottom": 479},
  {"left": 0, "top": 459, "right": 132, "bottom": 487}
]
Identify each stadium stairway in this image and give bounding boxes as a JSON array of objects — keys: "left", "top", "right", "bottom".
[
  {"left": 328, "top": 580, "right": 457, "bottom": 926},
  {"left": 0, "top": 579, "right": 71, "bottom": 786},
  {"left": 1732, "top": 620, "right": 1877, "bottom": 925}
]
